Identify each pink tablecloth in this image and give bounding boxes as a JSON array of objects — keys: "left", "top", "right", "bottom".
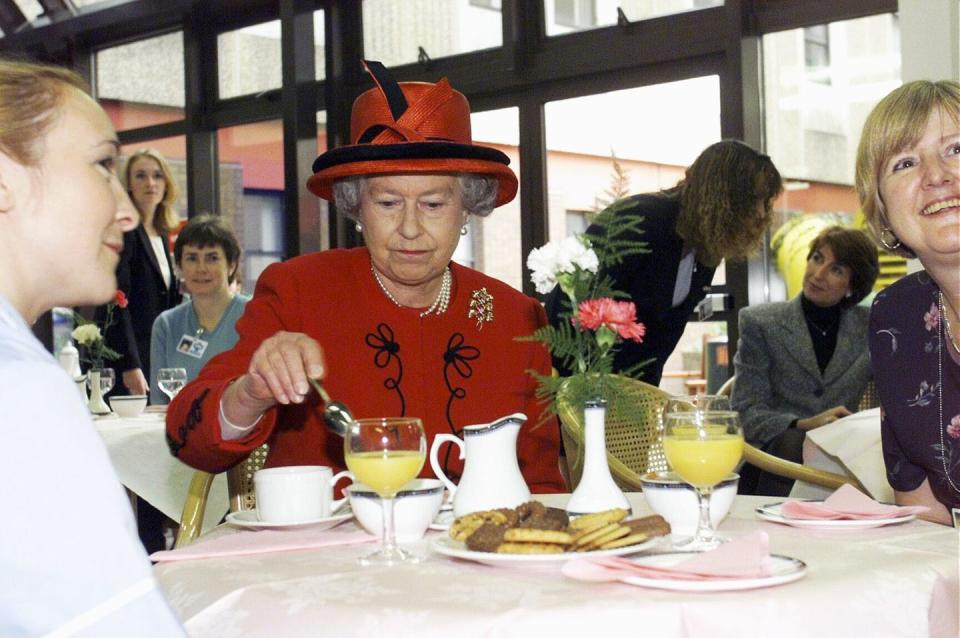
[{"left": 155, "top": 494, "right": 957, "bottom": 638}]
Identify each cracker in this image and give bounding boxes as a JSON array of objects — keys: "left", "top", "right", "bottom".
[
  {"left": 569, "top": 508, "right": 628, "bottom": 532},
  {"left": 496, "top": 542, "right": 565, "bottom": 554},
  {"left": 573, "top": 522, "right": 621, "bottom": 547},
  {"left": 598, "top": 532, "right": 649, "bottom": 550},
  {"left": 581, "top": 525, "right": 631, "bottom": 550},
  {"left": 503, "top": 528, "right": 573, "bottom": 545}
]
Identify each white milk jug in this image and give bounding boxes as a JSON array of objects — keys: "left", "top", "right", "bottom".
[{"left": 429, "top": 413, "right": 531, "bottom": 518}]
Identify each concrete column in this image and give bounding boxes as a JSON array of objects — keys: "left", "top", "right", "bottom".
[{"left": 899, "top": 0, "right": 959, "bottom": 82}]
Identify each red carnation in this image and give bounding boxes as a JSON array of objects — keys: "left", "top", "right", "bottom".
[
  {"left": 115, "top": 290, "right": 128, "bottom": 309},
  {"left": 576, "top": 298, "right": 646, "bottom": 342}
]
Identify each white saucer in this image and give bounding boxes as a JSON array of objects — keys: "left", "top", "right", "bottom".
[
  {"left": 430, "top": 534, "right": 662, "bottom": 566},
  {"left": 619, "top": 553, "right": 807, "bottom": 591},
  {"left": 755, "top": 502, "right": 916, "bottom": 529},
  {"left": 225, "top": 510, "right": 352, "bottom": 531}
]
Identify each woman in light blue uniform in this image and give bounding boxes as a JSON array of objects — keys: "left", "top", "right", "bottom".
[{"left": 151, "top": 214, "right": 248, "bottom": 404}]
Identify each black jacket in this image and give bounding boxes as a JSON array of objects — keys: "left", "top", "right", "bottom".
[
  {"left": 97, "top": 225, "right": 180, "bottom": 393},
  {"left": 544, "top": 193, "right": 715, "bottom": 386}
]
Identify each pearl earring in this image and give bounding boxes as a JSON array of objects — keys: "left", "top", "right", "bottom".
[
  {"left": 355, "top": 222, "right": 363, "bottom": 233},
  {"left": 460, "top": 224, "right": 468, "bottom": 236}
]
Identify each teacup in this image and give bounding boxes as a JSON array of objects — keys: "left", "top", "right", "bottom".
[
  {"left": 640, "top": 471, "right": 739, "bottom": 537},
  {"left": 347, "top": 479, "right": 444, "bottom": 543},
  {"left": 254, "top": 465, "right": 353, "bottom": 523},
  {"left": 109, "top": 394, "right": 147, "bottom": 418}
]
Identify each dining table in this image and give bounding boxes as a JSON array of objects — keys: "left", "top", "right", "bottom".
[
  {"left": 95, "top": 409, "right": 228, "bottom": 533},
  {"left": 154, "top": 492, "right": 958, "bottom": 638}
]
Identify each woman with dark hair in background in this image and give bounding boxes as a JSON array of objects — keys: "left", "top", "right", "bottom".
[
  {"left": 150, "top": 214, "right": 248, "bottom": 405},
  {"left": 732, "top": 226, "right": 879, "bottom": 495},
  {"left": 545, "top": 139, "right": 784, "bottom": 385}
]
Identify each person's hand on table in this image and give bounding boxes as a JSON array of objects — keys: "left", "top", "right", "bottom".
[
  {"left": 797, "top": 405, "right": 851, "bottom": 431},
  {"left": 122, "top": 368, "right": 149, "bottom": 395},
  {"left": 222, "top": 331, "right": 326, "bottom": 427}
]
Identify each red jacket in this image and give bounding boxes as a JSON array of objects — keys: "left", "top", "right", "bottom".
[{"left": 167, "top": 248, "right": 565, "bottom": 493}]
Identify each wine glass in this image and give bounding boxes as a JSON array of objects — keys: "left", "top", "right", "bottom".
[
  {"left": 661, "top": 410, "right": 743, "bottom": 551},
  {"left": 344, "top": 417, "right": 426, "bottom": 566},
  {"left": 87, "top": 367, "right": 115, "bottom": 396},
  {"left": 157, "top": 367, "right": 188, "bottom": 401}
]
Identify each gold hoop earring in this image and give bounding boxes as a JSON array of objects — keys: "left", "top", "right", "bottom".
[{"left": 879, "top": 227, "right": 901, "bottom": 251}]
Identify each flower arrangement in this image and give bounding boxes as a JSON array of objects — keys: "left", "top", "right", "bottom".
[
  {"left": 72, "top": 290, "right": 127, "bottom": 369},
  {"left": 523, "top": 202, "right": 649, "bottom": 414}
]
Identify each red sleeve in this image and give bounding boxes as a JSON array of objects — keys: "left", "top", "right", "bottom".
[
  {"left": 517, "top": 299, "right": 566, "bottom": 494},
  {"left": 165, "top": 262, "right": 293, "bottom": 473}
]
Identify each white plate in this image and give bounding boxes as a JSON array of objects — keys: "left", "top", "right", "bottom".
[
  {"left": 429, "top": 510, "right": 455, "bottom": 532},
  {"left": 225, "top": 510, "right": 353, "bottom": 531},
  {"left": 755, "top": 502, "right": 916, "bottom": 529},
  {"left": 619, "top": 552, "right": 807, "bottom": 592},
  {"left": 430, "top": 534, "right": 662, "bottom": 565}
]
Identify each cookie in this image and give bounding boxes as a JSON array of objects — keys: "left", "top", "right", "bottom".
[
  {"left": 568, "top": 508, "right": 629, "bottom": 533},
  {"left": 496, "top": 542, "right": 565, "bottom": 554},
  {"left": 464, "top": 522, "right": 508, "bottom": 552},
  {"left": 449, "top": 510, "right": 509, "bottom": 542},
  {"left": 579, "top": 525, "right": 630, "bottom": 550},
  {"left": 503, "top": 528, "right": 573, "bottom": 545},
  {"left": 598, "top": 532, "right": 649, "bottom": 550}
]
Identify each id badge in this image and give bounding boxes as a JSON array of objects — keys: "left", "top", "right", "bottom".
[{"left": 177, "top": 334, "right": 208, "bottom": 359}]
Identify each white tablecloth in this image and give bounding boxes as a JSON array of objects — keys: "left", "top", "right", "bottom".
[
  {"left": 791, "top": 408, "right": 891, "bottom": 502},
  {"left": 96, "top": 412, "right": 228, "bottom": 532},
  {"left": 155, "top": 493, "right": 958, "bottom": 638}
]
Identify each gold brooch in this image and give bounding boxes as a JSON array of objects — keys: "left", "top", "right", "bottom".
[{"left": 468, "top": 288, "right": 494, "bottom": 330}]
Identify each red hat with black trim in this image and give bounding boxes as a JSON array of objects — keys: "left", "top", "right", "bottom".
[{"left": 307, "top": 60, "right": 518, "bottom": 207}]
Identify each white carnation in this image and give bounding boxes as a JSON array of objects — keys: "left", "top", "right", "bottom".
[
  {"left": 526, "top": 235, "right": 599, "bottom": 294},
  {"left": 72, "top": 324, "right": 102, "bottom": 346}
]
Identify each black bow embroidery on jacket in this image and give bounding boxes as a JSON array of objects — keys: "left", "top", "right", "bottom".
[{"left": 365, "top": 322, "right": 405, "bottom": 415}]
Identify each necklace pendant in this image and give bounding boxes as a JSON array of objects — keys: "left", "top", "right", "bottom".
[{"left": 468, "top": 287, "right": 494, "bottom": 330}]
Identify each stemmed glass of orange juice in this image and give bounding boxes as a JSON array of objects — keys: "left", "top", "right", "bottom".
[
  {"left": 344, "top": 417, "right": 426, "bottom": 566},
  {"left": 662, "top": 410, "right": 743, "bottom": 551}
]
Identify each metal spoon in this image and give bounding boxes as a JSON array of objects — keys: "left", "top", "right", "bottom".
[{"left": 307, "top": 377, "right": 354, "bottom": 437}]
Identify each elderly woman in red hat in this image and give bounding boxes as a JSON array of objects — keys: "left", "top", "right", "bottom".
[{"left": 166, "top": 62, "right": 565, "bottom": 493}]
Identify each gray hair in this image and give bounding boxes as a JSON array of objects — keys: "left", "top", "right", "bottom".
[{"left": 332, "top": 174, "right": 499, "bottom": 219}]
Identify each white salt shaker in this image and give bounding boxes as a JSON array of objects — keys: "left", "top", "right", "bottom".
[{"left": 58, "top": 341, "right": 82, "bottom": 379}]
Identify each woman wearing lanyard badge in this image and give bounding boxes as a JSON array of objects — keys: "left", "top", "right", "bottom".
[{"left": 150, "top": 214, "right": 248, "bottom": 405}]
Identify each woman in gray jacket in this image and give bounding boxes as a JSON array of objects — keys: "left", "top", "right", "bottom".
[{"left": 732, "top": 226, "right": 879, "bottom": 495}]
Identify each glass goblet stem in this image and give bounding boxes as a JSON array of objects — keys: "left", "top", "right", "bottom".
[
  {"left": 693, "top": 486, "right": 716, "bottom": 545},
  {"left": 381, "top": 496, "right": 398, "bottom": 556}
]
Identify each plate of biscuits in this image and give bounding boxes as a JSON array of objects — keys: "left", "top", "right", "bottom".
[{"left": 431, "top": 502, "right": 669, "bottom": 565}]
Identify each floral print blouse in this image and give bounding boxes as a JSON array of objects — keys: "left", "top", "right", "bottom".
[{"left": 869, "top": 272, "right": 960, "bottom": 511}]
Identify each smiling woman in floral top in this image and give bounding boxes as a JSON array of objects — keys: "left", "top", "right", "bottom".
[{"left": 857, "top": 80, "right": 960, "bottom": 525}]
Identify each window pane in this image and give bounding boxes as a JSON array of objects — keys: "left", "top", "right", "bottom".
[
  {"left": 118, "top": 137, "right": 188, "bottom": 223},
  {"left": 362, "top": 0, "right": 502, "bottom": 68},
  {"left": 218, "top": 121, "right": 285, "bottom": 295},
  {"left": 544, "top": 0, "right": 722, "bottom": 36},
  {"left": 314, "top": 10, "right": 326, "bottom": 81},
  {"left": 544, "top": 76, "right": 720, "bottom": 240},
  {"left": 219, "top": 21, "right": 281, "bottom": 100},
  {"left": 10, "top": 0, "right": 41, "bottom": 22},
  {"left": 456, "top": 107, "right": 522, "bottom": 291},
  {"left": 544, "top": 76, "right": 721, "bottom": 389},
  {"left": 762, "top": 13, "right": 901, "bottom": 300},
  {"left": 96, "top": 32, "right": 185, "bottom": 131}
]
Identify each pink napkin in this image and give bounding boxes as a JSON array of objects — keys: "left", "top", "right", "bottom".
[
  {"left": 150, "top": 524, "right": 377, "bottom": 562},
  {"left": 780, "top": 484, "right": 929, "bottom": 520},
  {"left": 562, "top": 531, "right": 773, "bottom": 582}
]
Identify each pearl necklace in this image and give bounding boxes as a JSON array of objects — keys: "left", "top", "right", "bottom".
[
  {"left": 371, "top": 266, "right": 451, "bottom": 318},
  {"left": 937, "top": 292, "right": 960, "bottom": 495}
]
